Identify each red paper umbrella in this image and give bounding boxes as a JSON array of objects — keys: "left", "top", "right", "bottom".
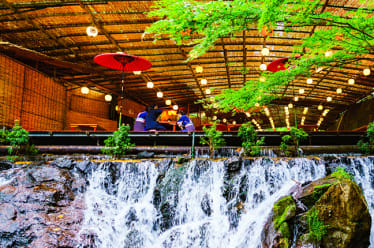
[
  {"left": 266, "top": 57, "right": 289, "bottom": 72},
  {"left": 94, "top": 52, "right": 152, "bottom": 127}
]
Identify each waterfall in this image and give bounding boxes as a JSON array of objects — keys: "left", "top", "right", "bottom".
[{"left": 79, "top": 157, "right": 330, "bottom": 248}]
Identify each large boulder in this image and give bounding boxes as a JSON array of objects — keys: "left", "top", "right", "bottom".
[{"left": 262, "top": 173, "right": 371, "bottom": 248}]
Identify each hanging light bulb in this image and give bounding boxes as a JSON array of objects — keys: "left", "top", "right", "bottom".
[
  {"left": 307, "top": 78, "right": 313, "bottom": 84},
  {"left": 201, "top": 79, "right": 207, "bottom": 85},
  {"left": 86, "top": 26, "right": 98, "bottom": 37},
  {"left": 259, "top": 76, "right": 266, "bottom": 82},
  {"left": 303, "top": 107, "right": 308, "bottom": 115},
  {"left": 336, "top": 88, "right": 342, "bottom": 94},
  {"left": 318, "top": 105, "right": 323, "bottom": 110},
  {"left": 222, "top": 118, "right": 227, "bottom": 123},
  {"left": 173, "top": 105, "right": 178, "bottom": 110},
  {"left": 133, "top": 71, "right": 141, "bottom": 75},
  {"left": 196, "top": 65, "right": 203, "bottom": 73},
  {"left": 232, "top": 120, "right": 237, "bottom": 125},
  {"left": 288, "top": 103, "right": 293, "bottom": 108},
  {"left": 259, "top": 64, "right": 267, "bottom": 71},
  {"left": 104, "top": 94, "right": 112, "bottom": 102},
  {"left": 299, "top": 88, "right": 305, "bottom": 94},
  {"left": 363, "top": 68, "right": 371, "bottom": 76},
  {"left": 213, "top": 115, "right": 217, "bottom": 120},
  {"left": 245, "top": 112, "right": 251, "bottom": 117},
  {"left": 147, "top": 82, "right": 154, "bottom": 88},
  {"left": 205, "top": 88, "right": 211, "bottom": 94},
  {"left": 165, "top": 99, "right": 171, "bottom": 105},
  {"left": 81, "top": 86, "right": 89, "bottom": 94},
  {"left": 201, "top": 112, "right": 206, "bottom": 117},
  {"left": 326, "top": 96, "right": 332, "bottom": 102},
  {"left": 294, "top": 96, "right": 299, "bottom": 102},
  {"left": 115, "top": 105, "right": 119, "bottom": 111},
  {"left": 261, "top": 47, "right": 270, "bottom": 56},
  {"left": 325, "top": 50, "right": 333, "bottom": 57},
  {"left": 348, "top": 78, "right": 355, "bottom": 85},
  {"left": 157, "top": 91, "right": 163, "bottom": 98}
]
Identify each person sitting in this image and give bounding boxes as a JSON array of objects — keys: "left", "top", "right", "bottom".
[
  {"left": 133, "top": 108, "right": 147, "bottom": 131},
  {"left": 145, "top": 103, "right": 166, "bottom": 131},
  {"left": 177, "top": 110, "right": 195, "bottom": 131}
]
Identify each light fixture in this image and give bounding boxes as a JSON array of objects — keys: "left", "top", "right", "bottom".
[
  {"left": 205, "top": 88, "right": 211, "bottom": 94},
  {"left": 115, "top": 105, "right": 119, "bottom": 111},
  {"left": 222, "top": 118, "right": 227, "bottom": 123},
  {"left": 299, "top": 88, "right": 305, "bottom": 94},
  {"left": 213, "top": 103, "right": 218, "bottom": 108},
  {"left": 213, "top": 115, "right": 217, "bottom": 120},
  {"left": 165, "top": 99, "right": 171, "bottom": 105},
  {"left": 157, "top": 91, "right": 163, "bottom": 98},
  {"left": 325, "top": 50, "right": 333, "bottom": 57},
  {"left": 104, "top": 94, "right": 112, "bottom": 102},
  {"left": 210, "top": 96, "right": 215, "bottom": 101},
  {"left": 318, "top": 105, "right": 323, "bottom": 110},
  {"left": 201, "top": 79, "right": 207, "bottom": 85},
  {"left": 81, "top": 86, "right": 89, "bottom": 94},
  {"left": 259, "top": 76, "right": 266, "bottom": 82},
  {"left": 245, "top": 112, "right": 251, "bottom": 117},
  {"left": 86, "top": 26, "right": 98, "bottom": 37},
  {"left": 316, "top": 67, "right": 323, "bottom": 73},
  {"left": 363, "top": 68, "right": 371, "bottom": 76},
  {"left": 133, "top": 71, "right": 141, "bottom": 75},
  {"left": 261, "top": 47, "right": 270, "bottom": 56},
  {"left": 232, "top": 120, "right": 237, "bottom": 125},
  {"left": 303, "top": 107, "right": 308, "bottom": 115},
  {"left": 336, "top": 88, "right": 342, "bottom": 94},
  {"left": 288, "top": 103, "right": 293, "bottom": 108},
  {"left": 147, "top": 82, "right": 154, "bottom": 88},
  {"left": 326, "top": 96, "right": 332, "bottom": 102},
  {"left": 294, "top": 96, "right": 299, "bottom": 101},
  {"left": 201, "top": 112, "right": 206, "bottom": 117},
  {"left": 259, "top": 64, "right": 267, "bottom": 71},
  {"left": 196, "top": 65, "right": 203, "bottom": 73},
  {"left": 348, "top": 78, "right": 355, "bottom": 85},
  {"left": 255, "top": 102, "right": 260, "bottom": 107},
  {"left": 307, "top": 78, "right": 313, "bottom": 84},
  {"left": 173, "top": 105, "right": 178, "bottom": 110}
]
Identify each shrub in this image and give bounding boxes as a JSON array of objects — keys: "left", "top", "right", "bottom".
[
  {"left": 6, "top": 123, "right": 38, "bottom": 156},
  {"left": 200, "top": 123, "right": 226, "bottom": 158},
  {"left": 238, "top": 123, "right": 265, "bottom": 156},
  {"left": 357, "top": 121, "right": 374, "bottom": 154},
  {"left": 101, "top": 124, "right": 134, "bottom": 158},
  {"left": 280, "top": 127, "right": 308, "bottom": 156}
]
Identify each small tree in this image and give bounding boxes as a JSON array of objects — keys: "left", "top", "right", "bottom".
[
  {"left": 200, "top": 123, "right": 226, "bottom": 158},
  {"left": 101, "top": 124, "right": 134, "bottom": 158},
  {"left": 357, "top": 121, "right": 374, "bottom": 154},
  {"left": 6, "top": 122, "right": 38, "bottom": 157},
  {"left": 280, "top": 127, "right": 308, "bottom": 157},
  {"left": 238, "top": 123, "right": 265, "bottom": 156}
]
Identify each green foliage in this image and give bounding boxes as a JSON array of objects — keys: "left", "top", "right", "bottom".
[
  {"left": 306, "top": 208, "right": 328, "bottom": 244},
  {"left": 280, "top": 127, "right": 308, "bottom": 156},
  {"left": 0, "top": 129, "right": 8, "bottom": 144},
  {"left": 238, "top": 123, "right": 265, "bottom": 156},
  {"left": 331, "top": 167, "right": 354, "bottom": 181},
  {"left": 147, "top": 0, "right": 374, "bottom": 111},
  {"left": 357, "top": 121, "right": 374, "bottom": 154},
  {"left": 6, "top": 123, "right": 38, "bottom": 156},
  {"left": 101, "top": 124, "right": 134, "bottom": 158},
  {"left": 200, "top": 123, "right": 226, "bottom": 158}
]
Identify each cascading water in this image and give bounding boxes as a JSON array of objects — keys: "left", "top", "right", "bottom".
[{"left": 79, "top": 157, "right": 330, "bottom": 248}]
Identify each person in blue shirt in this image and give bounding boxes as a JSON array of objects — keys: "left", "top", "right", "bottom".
[
  {"left": 177, "top": 110, "right": 195, "bottom": 131},
  {"left": 145, "top": 103, "right": 166, "bottom": 131},
  {"left": 133, "top": 108, "right": 147, "bottom": 131}
]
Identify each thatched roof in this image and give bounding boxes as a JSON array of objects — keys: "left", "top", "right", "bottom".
[{"left": 0, "top": 0, "right": 373, "bottom": 129}]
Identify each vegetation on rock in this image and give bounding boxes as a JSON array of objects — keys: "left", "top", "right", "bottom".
[
  {"left": 238, "top": 123, "right": 265, "bottom": 156},
  {"left": 200, "top": 123, "right": 226, "bottom": 158},
  {"left": 280, "top": 127, "right": 308, "bottom": 156},
  {"left": 306, "top": 208, "right": 328, "bottom": 244},
  {"left": 101, "top": 124, "right": 134, "bottom": 158}
]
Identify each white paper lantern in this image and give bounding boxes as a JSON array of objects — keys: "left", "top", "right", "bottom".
[
  {"left": 165, "top": 99, "right": 171, "bottom": 105},
  {"left": 147, "top": 82, "right": 154, "bottom": 88},
  {"left": 307, "top": 78, "right": 313, "bottom": 84},
  {"left": 363, "top": 68, "right": 371, "bottom": 76},
  {"left": 157, "top": 91, "right": 163, "bottom": 98},
  {"left": 133, "top": 71, "right": 141, "bottom": 75},
  {"left": 201, "top": 79, "right": 207, "bottom": 85},
  {"left": 348, "top": 79, "right": 355, "bottom": 85},
  {"left": 259, "top": 64, "right": 267, "bottom": 71},
  {"left": 86, "top": 26, "right": 98, "bottom": 37},
  {"left": 205, "top": 88, "right": 211, "bottom": 94},
  {"left": 196, "top": 65, "right": 203, "bottom": 73},
  {"left": 173, "top": 105, "right": 178, "bottom": 110},
  {"left": 299, "top": 88, "right": 305, "bottom": 94},
  {"left": 261, "top": 47, "right": 270, "bottom": 56},
  {"left": 104, "top": 94, "right": 112, "bottom": 102},
  {"left": 81, "top": 86, "right": 89, "bottom": 94}
]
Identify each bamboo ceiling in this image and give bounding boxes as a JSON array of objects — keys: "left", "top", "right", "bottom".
[{"left": 0, "top": 0, "right": 373, "bottom": 130}]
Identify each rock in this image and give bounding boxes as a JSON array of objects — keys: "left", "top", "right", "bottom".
[
  {"left": 201, "top": 194, "right": 212, "bottom": 216},
  {"left": 262, "top": 174, "right": 371, "bottom": 248},
  {"left": 76, "top": 160, "right": 93, "bottom": 173},
  {"left": 53, "top": 157, "right": 76, "bottom": 169},
  {"left": 0, "top": 162, "right": 12, "bottom": 171},
  {"left": 224, "top": 156, "right": 242, "bottom": 172},
  {"left": 28, "top": 165, "right": 72, "bottom": 184}
]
